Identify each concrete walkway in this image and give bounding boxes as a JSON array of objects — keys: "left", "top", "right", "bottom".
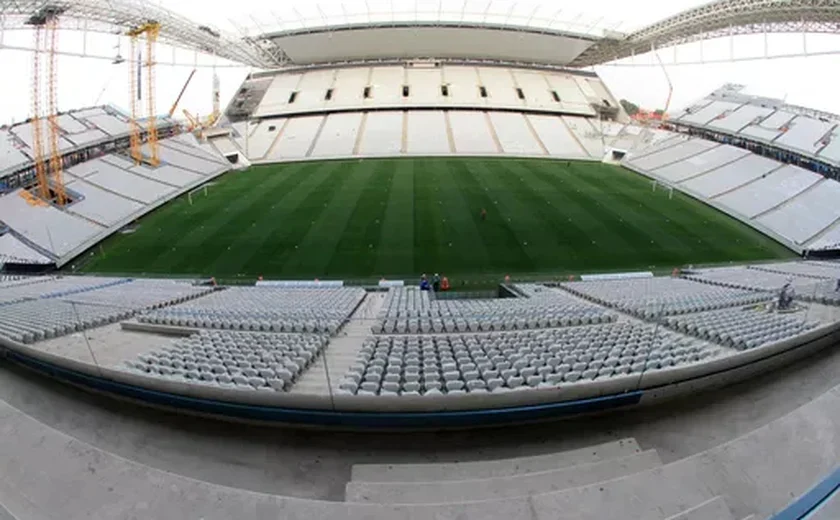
[
  {"left": 0, "top": 372, "right": 838, "bottom": 519},
  {"left": 291, "top": 292, "right": 384, "bottom": 395},
  {"left": 0, "top": 335, "right": 838, "bottom": 502}
]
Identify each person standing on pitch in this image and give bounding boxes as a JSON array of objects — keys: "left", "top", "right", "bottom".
[
  {"left": 480, "top": 208, "right": 487, "bottom": 221},
  {"left": 433, "top": 273, "right": 441, "bottom": 292}
]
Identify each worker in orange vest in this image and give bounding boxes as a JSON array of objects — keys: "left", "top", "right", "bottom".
[{"left": 441, "top": 276, "right": 450, "bottom": 291}]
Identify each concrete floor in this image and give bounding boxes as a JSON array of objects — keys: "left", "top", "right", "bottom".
[{"left": 1, "top": 335, "right": 838, "bottom": 502}]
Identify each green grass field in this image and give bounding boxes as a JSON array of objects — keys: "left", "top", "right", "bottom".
[{"left": 80, "top": 157, "right": 793, "bottom": 282}]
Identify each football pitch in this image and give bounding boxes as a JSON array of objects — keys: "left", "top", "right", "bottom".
[{"left": 80, "top": 157, "right": 794, "bottom": 282}]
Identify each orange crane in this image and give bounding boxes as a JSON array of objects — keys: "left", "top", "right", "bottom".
[
  {"left": 28, "top": 6, "right": 67, "bottom": 205},
  {"left": 127, "top": 21, "right": 161, "bottom": 166},
  {"left": 168, "top": 69, "right": 196, "bottom": 118}
]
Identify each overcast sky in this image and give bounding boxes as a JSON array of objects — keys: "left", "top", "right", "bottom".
[{"left": 2, "top": 0, "right": 840, "bottom": 124}]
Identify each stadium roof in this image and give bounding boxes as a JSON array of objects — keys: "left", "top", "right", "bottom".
[
  {"left": 2, "top": 0, "right": 840, "bottom": 69},
  {"left": 0, "top": 0, "right": 275, "bottom": 67},
  {"left": 246, "top": 0, "right": 840, "bottom": 68},
  {"left": 570, "top": 0, "right": 840, "bottom": 67}
]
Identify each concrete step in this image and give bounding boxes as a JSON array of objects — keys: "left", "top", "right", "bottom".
[
  {"left": 665, "top": 496, "right": 735, "bottom": 520},
  {"left": 346, "top": 449, "right": 662, "bottom": 504},
  {"left": 351, "top": 437, "right": 641, "bottom": 482}
]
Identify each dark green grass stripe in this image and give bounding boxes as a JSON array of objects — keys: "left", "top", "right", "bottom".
[
  {"left": 417, "top": 159, "right": 494, "bottom": 276},
  {"left": 203, "top": 162, "right": 346, "bottom": 276},
  {"left": 145, "top": 163, "right": 313, "bottom": 273},
  {"left": 234, "top": 162, "right": 353, "bottom": 276},
  {"left": 375, "top": 159, "right": 415, "bottom": 276},
  {"left": 449, "top": 159, "right": 535, "bottom": 272},
  {"left": 567, "top": 164, "right": 713, "bottom": 257},
  {"left": 511, "top": 161, "right": 642, "bottom": 261},
  {"left": 492, "top": 160, "right": 611, "bottom": 268},
  {"left": 526, "top": 163, "right": 666, "bottom": 266},
  {"left": 84, "top": 164, "right": 306, "bottom": 274},
  {"left": 280, "top": 160, "right": 377, "bottom": 276},
  {"left": 324, "top": 160, "right": 395, "bottom": 277},
  {"left": 166, "top": 163, "right": 320, "bottom": 275}
]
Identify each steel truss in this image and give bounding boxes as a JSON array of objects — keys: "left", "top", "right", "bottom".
[
  {"left": 572, "top": 0, "right": 840, "bottom": 67},
  {"left": 0, "top": 0, "right": 275, "bottom": 68}
]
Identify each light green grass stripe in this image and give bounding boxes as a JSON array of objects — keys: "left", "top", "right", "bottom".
[
  {"left": 375, "top": 159, "right": 415, "bottom": 277},
  {"left": 448, "top": 159, "right": 534, "bottom": 272},
  {"left": 146, "top": 162, "right": 312, "bottom": 274},
  {"left": 203, "top": 161, "right": 346, "bottom": 277},
  {"left": 280, "top": 160, "right": 378, "bottom": 276},
  {"left": 493, "top": 160, "right": 614, "bottom": 268},
  {"left": 324, "top": 160, "right": 394, "bottom": 277},
  {"left": 416, "top": 158, "right": 494, "bottom": 276}
]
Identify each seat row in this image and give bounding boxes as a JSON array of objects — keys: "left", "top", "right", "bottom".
[
  {"left": 560, "top": 277, "right": 771, "bottom": 317},
  {"left": 371, "top": 312, "right": 617, "bottom": 335},
  {"left": 339, "top": 324, "right": 719, "bottom": 396},
  {"left": 138, "top": 286, "right": 366, "bottom": 334},
  {"left": 662, "top": 307, "right": 820, "bottom": 351},
  {"left": 0, "top": 299, "right": 133, "bottom": 343},
  {"left": 125, "top": 330, "right": 330, "bottom": 391}
]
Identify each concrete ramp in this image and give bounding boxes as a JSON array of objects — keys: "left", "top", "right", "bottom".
[
  {"left": 665, "top": 496, "right": 735, "bottom": 520},
  {"left": 350, "top": 437, "right": 642, "bottom": 482},
  {"left": 1, "top": 381, "right": 839, "bottom": 519},
  {"left": 346, "top": 450, "right": 661, "bottom": 504}
]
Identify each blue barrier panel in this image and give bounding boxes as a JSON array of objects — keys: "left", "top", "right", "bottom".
[
  {"left": 770, "top": 467, "right": 840, "bottom": 520},
  {"left": 6, "top": 350, "right": 642, "bottom": 429}
]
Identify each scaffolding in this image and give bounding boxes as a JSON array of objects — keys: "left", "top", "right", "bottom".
[
  {"left": 28, "top": 5, "right": 67, "bottom": 205},
  {"left": 127, "top": 21, "right": 160, "bottom": 166}
]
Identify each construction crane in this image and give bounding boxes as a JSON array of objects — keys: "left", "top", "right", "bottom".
[
  {"left": 127, "top": 21, "right": 161, "bottom": 166},
  {"left": 181, "top": 71, "right": 221, "bottom": 138},
  {"left": 27, "top": 5, "right": 67, "bottom": 206},
  {"left": 168, "top": 69, "right": 196, "bottom": 118}
]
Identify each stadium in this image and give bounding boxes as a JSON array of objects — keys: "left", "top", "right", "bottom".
[{"left": 0, "top": 0, "right": 839, "bottom": 518}]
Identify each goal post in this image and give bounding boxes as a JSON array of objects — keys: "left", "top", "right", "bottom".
[
  {"left": 187, "top": 184, "right": 210, "bottom": 206},
  {"left": 651, "top": 180, "right": 675, "bottom": 199}
]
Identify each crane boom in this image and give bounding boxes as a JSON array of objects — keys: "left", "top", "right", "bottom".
[{"left": 169, "top": 68, "right": 196, "bottom": 118}]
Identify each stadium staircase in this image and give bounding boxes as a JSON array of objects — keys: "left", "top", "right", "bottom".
[{"left": 1, "top": 376, "right": 836, "bottom": 518}]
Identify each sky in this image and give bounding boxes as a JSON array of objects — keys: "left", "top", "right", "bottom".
[{"left": 2, "top": 0, "right": 840, "bottom": 125}]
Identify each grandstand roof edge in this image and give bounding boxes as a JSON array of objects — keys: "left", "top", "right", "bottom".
[{"left": 257, "top": 20, "right": 604, "bottom": 44}]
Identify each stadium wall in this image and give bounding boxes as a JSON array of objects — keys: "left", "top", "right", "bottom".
[
  {"left": 218, "top": 110, "right": 616, "bottom": 164},
  {"left": 229, "top": 64, "right": 623, "bottom": 122}
]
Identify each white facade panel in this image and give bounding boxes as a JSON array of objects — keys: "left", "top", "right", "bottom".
[
  {"left": 679, "top": 101, "right": 743, "bottom": 126},
  {"left": 563, "top": 116, "right": 603, "bottom": 157},
  {"left": 255, "top": 73, "right": 302, "bottom": 117},
  {"left": 681, "top": 154, "right": 776, "bottom": 198},
  {"left": 242, "top": 119, "right": 285, "bottom": 160},
  {"left": 707, "top": 105, "right": 774, "bottom": 133},
  {"left": 406, "top": 111, "right": 450, "bottom": 155},
  {"left": 526, "top": 115, "right": 586, "bottom": 157},
  {"left": 358, "top": 112, "right": 404, "bottom": 156},
  {"left": 310, "top": 113, "right": 363, "bottom": 157},
  {"left": 488, "top": 112, "right": 544, "bottom": 156},
  {"left": 715, "top": 165, "right": 822, "bottom": 218},
  {"left": 628, "top": 139, "right": 718, "bottom": 172},
  {"left": 757, "top": 180, "right": 840, "bottom": 244},
  {"left": 330, "top": 68, "right": 370, "bottom": 106},
  {"left": 266, "top": 115, "right": 325, "bottom": 160},
  {"left": 774, "top": 116, "right": 835, "bottom": 154},
  {"left": 442, "top": 66, "right": 481, "bottom": 105},
  {"left": 476, "top": 67, "right": 519, "bottom": 106},
  {"left": 369, "top": 67, "right": 406, "bottom": 104},
  {"left": 652, "top": 145, "right": 750, "bottom": 184},
  {"left": 449, "top": 112, "right": 497, "bottom": 154}
]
